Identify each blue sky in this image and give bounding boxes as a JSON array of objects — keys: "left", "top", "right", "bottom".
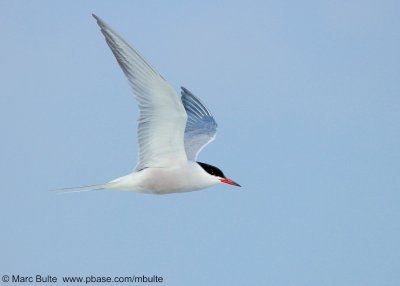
[{"left": 1, "top": 1, "right": 399, "bottom": 285}]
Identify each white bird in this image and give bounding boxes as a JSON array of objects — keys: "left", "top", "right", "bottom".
[{"left": 62, "top": 14, "right": 240, "bottom": 194}]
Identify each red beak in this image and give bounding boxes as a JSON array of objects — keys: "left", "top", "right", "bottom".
[{"left": 220, "top": 178, "right": 241, "bottom": 187}]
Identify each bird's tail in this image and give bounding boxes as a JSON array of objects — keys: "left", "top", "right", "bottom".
[{"left": 51, "top": 183, "right": 110, "bottom": 194}]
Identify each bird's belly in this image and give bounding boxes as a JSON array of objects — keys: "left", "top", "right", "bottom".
[{"left": 141, "top": 170, "right": 207, "bottom": 194}]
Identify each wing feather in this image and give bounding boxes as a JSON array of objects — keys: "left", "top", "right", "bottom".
[
  {"left": 93, "top": 15, "right": 187, "bottom": 170},
  {"left": 181, "top": 87, "right": 217, "bottom": 160}
]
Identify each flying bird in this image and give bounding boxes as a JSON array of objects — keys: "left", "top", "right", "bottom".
[{"left": 62, "top": 14, "right": 240, "bottom": 194}]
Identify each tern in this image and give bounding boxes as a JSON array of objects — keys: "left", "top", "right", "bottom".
[{"left": 62, "top": 14, "right": 240, "bottom": 194}]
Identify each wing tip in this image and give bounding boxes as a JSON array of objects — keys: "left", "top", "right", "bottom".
[
  {"left": 181, "top": 86, "right": 215, "bottom": 118},
  {"left": 92, "top": 13, "right": 101, "bottom": 22},
  {"left": 181, "top": 86, "right": 192, "bottom": 97},
  {"left": 92, "top": 13, "right": 107, "bottom": 30}
]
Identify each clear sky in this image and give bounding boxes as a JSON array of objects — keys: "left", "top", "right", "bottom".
[{"left": 1, "top": 1, "right": 399, "bottom": 285}]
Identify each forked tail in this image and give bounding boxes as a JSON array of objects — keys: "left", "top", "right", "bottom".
[{"left": 51, "top": 183, "right": 109, "bottom": 194}]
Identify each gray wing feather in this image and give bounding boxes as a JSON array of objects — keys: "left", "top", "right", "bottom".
[
  {"left": 93, "top": 15, "right": 188, "bottom": 170},
  {"left": 181, "top": 87, "right": 218, "bottom": 160}
]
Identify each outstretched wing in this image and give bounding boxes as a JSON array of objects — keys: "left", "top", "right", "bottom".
[
  {"left": 93, "top": 14, "right": 188, "bottom": 170},
  {"left": 181, "top": 87, "right": 218, "bottom": 161}
]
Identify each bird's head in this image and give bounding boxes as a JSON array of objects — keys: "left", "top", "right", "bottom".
[{"left": 197, "top": 162, "right": 241, "bottom": 187}]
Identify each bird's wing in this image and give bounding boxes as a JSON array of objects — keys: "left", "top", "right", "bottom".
[
  {"left": 93, "top": 14, "right": 188, "bottom": 170},
  {"left": 181, "top": 87, "right": 218, "bottom": 161}
]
